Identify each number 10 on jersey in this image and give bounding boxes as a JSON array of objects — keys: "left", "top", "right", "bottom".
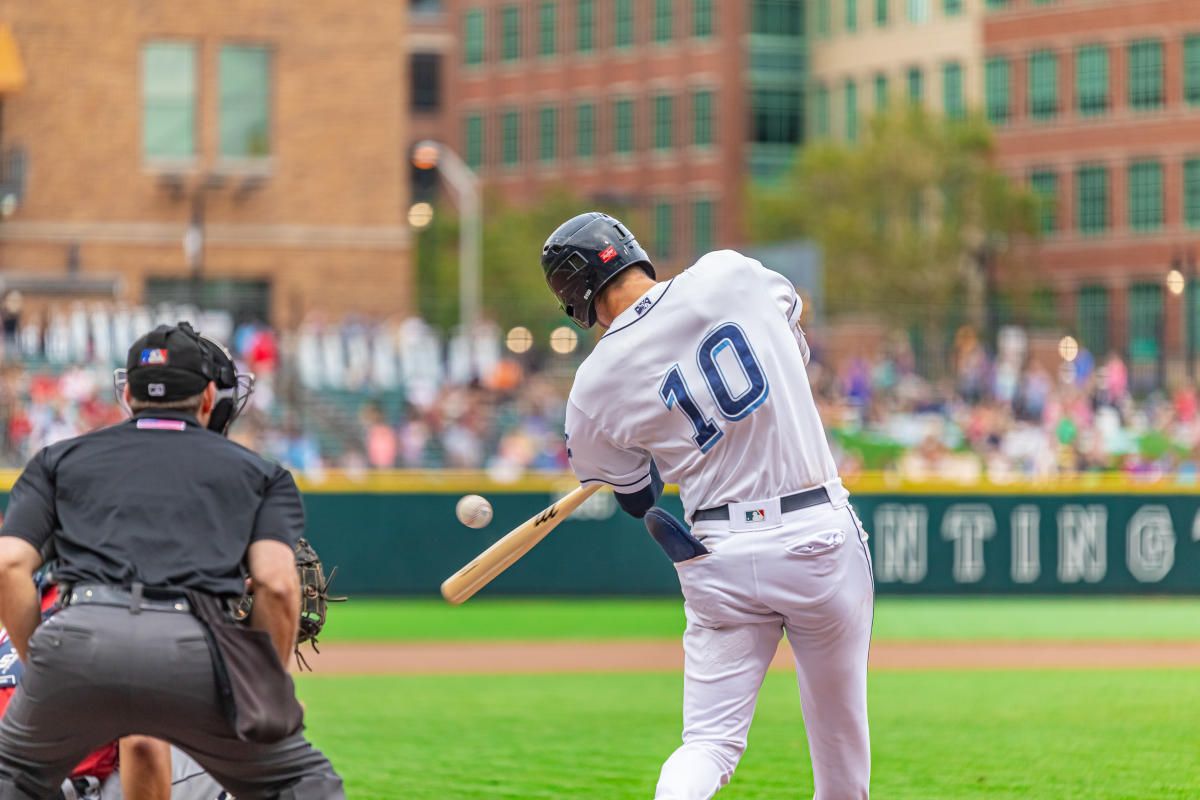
[{"left": 659, "top": 323, "right": 769, "bottom": 452}]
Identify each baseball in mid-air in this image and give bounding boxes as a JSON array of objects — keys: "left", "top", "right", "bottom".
[{"left": 456, "top": 494, "right": 494, "bottom": 529}]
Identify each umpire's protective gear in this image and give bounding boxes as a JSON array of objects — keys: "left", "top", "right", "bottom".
[{"left": 541, "top": 211, "right": 655, "bottom": 328}]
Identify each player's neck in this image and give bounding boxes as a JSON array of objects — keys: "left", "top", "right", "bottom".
[{"left": 596, "top": 270, "right": 659, "bottom": 328}]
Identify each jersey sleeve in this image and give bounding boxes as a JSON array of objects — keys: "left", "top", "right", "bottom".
[
  {"left": 564, "top": 399, "right": 653, "bottom": 493},
  {"left": 0, "top": 449, "right": 57, "bottom": 553},
  {"left": 744, "top": 255, "right": 810, "bottom": 364},
  {"left": 251, "top": 466, "right": 306, "bottom": 547}
]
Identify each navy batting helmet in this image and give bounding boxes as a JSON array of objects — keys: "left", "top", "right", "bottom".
[{"left": 541, "top": 212, "right": 655, "bottom": 328}]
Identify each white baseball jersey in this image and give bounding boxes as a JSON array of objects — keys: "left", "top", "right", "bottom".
[{"left": 566, "top": 250, "right": 842, "bottom": 522}]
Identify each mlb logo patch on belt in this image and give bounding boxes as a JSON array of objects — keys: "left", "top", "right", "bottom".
[
  {"left": 139, "top": 348, "right": 169, "bottom": 365},
  {"left": 745, "top": 509, "right": 766, "bottom": 523}
]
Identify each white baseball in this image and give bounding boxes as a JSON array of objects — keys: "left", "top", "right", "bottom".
[{"left": 456, "top": 494, "right": 494, "bottom": 529}]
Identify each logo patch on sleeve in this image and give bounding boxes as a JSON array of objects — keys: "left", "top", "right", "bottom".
[
  {"left": 634, "top": 297, "right": 653, "bottom": 316},
  {"left": 139, "top": 348, "right": 169, "bottom": 366},
  {"left": 599, "top": 245, "right": 618, "bottom": 263}
]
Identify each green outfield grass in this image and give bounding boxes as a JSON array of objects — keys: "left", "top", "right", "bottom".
[
  {"left": 322, "top": 596, "right": 1200, "bottom": 643},
  {"left": 299, "top": 668, "right": 1200, "bottom": 799}
]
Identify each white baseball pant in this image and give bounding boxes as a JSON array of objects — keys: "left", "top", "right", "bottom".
[{"left": 655, "top": 499, "right": 874, "bottom": 800}]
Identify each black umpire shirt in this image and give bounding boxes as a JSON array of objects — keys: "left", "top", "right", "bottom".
[{"left": 0, "top": 409, "right": 305, "bottom": 597}]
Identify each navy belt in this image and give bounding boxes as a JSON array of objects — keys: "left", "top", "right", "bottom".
[
  {"left": 62, "top": 583, "right": 191, "bottom": 614},
  {"left": 693, "top": 486, "right": 831, "bottom": 523}
]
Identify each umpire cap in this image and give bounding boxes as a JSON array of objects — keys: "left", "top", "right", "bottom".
[
  {"left": 541, "top": 212, "right": 655, "bottom": 328},
  {"left": 124, "top": 322, "right": 215, "bottom": 402}
]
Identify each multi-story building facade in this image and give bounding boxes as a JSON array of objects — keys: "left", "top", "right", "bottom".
[
  {"left": 0, "top": 0, "right": 410, "bottom": 327},
  {"left": 985, "top": 0, "right": 1200, "bottom": 382},
  {"left": 809, "top": 0, "right": 984, "bottom": 141},
  {"left": 442, "top": 0, "right": 806, "bottom": 274}
]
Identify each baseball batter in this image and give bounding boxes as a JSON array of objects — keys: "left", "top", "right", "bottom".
[{"left": 541, "top": 212, "right": 874, "bottom": 799}]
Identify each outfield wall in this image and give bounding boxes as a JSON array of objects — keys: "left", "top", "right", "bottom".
[{"left": 4, "top": 471, "right": 1197, "bottom": 596}]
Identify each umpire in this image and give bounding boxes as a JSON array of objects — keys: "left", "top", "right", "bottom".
[{"left": 0, "top": 322, "right": 344, "bottom": 799}]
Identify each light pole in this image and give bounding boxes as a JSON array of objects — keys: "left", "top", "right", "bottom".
[{"left": 411, "top": 140, "right": 482, "bottom": 349}]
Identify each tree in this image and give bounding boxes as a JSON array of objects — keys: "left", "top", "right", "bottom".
[{"left": 750, "top": 107, "right": 1038, "bottom": 337}]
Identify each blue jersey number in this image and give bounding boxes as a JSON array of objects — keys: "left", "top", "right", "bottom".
[{"left": 659, "top": 323, "right": 769, "bottom": 452}]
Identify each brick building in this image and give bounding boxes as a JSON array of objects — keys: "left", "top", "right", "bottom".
[
  {"left": 440, "top": 0, "right": 806, "bottom": 274},
  {"left": 985, "top": 0, "right": 1200, "bottom": 383},
  {"left": 0, "top": 0, "right": 410, "bottom": 327}
]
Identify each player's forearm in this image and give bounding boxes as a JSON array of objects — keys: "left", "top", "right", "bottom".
[
  {"left": 0, "top": 569, "right": 40, "bottom": 661},
  {"left": 250, "top": 574, "right": 301, "bottom": 666}
]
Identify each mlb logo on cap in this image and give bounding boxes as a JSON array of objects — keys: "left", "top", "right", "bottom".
[
  {"left": 745, "top": 509, "right": 766, "bottom": 523},
  {"left": 140, "top": 348, "right": 169, "bottom": 366}
]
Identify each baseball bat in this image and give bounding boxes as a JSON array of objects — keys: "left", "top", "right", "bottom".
[{"left": 441, "top": 483, "right": 602, "bottom": 605}]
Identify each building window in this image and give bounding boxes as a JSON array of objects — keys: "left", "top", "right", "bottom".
[
  {"left": 614, "top": 98, "right": 634, "bottom": 153},
  {"left": 874, "top": 73, "right": 888, "bottom": 111},
  {"left": 465, "top": 114, "right": 484, "bottom": 168},
  {"left": 411, "top": 53, "right": 441, "bottom": 111},
  {"left": 693, "top": 198, "right": 714, "bottom": 254},
  {"left": 539, "top": 2, "right": 557, "bottom": 56},
  {"left": 875, "top": 0, "right": 888, "bottom": 25},
  {"left": 1030, "top": 169, "right": 1058, "bottom": 234},
  {"left": 986, "top": 0, "right": 1009, "bottom": 8},
  {"left": 1129, "top": 283, "right": 1163, "bottom": 366},
  {"left": 692, "top": 89, "right": 713, "bottom": 146},
  {"left": 464, "top": 9, "right": 485, "bottom": 65},
  {"left": 845, "top": 79, "right": 858, "bottom": 142},
  {"left": 943, "top": 0, "right": 962, "bottom": 15},
  {"left": 1185, "top": 35, "right": 1200, "bottom": 106},
  {"left": 1128, "top": 39, "right": 1164, "bottom": 110},
  {"left": 654, "top": 94, "right": 674, "bottom": 150},
  {"left": 1077, "top": 286, "right": 1108, "bottom": 356},
  {"left": 654, "top": 0, "right": 672, "bottom": 42},
  {"left": 615, "top": 0, "right": 634, "bottom": 47},
  {"left": 654, "top": 201, "right": 673, "bottom": 259},
  {"left": 985, "top": 56, "right": 1011, "bottom": 123},
  {"left": 1128, "top": 160, "right": 1163, "bottom": 231},
  {"left": 942, "top": 61, "right": 964, "bottom": 120},
  {"left": 906, "top": 0, "right": 929, "bottom": 24},
  {"left": 693, "top": 0, "right": 714, "bottom": 37},
  {"left": 753, "top": 89, "right": 802, "bottom": 143},
  {"left": 577, "top": 0, "right": 595, "bottom": 52},
  {"left": 502, "top": 109, "right": 520, "bottom": 165},
  {"left": 142, "top": 42, "right": 197, "bottom": 160},
  {"left": 816, "top": 0, "right": 830, "bottom": 37},
  {"left": 1076, "top": 164, "right": 1108, "bottom": 234},
  {"left": 907, "top": 66, "right": 923, "bottom": 104},
  {"left": 1028, "top": 50, "right": 1058, "bottom": 120},
  {"left": 1186, "top": 158, "right": 1200, "bottom": 228},
  {"left": 219, "top": 46, "right": 271, "bottom": 160},
  {"left": 846, "top": 0, "right": 858, "bottom": 32},
  {"left": 576, "top": 103, "right": 595, "bottom": 158},
  {"left": 1075, "top": 45, "right": 1109, "bottom": 116},
  {"left": 539, "top": 106, "right": 558, "bottom": 162},
  {"left": 502, "top": 5, "right": 522, "bottom": 61},
  {"left": 813, "top": 83, "right": 830, "bottom": 137},
  {"left": 753, "top": 0, "right": 805, "bottom": 36}
]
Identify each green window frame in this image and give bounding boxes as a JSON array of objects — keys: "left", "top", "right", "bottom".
[
  {"left": 1027, "top": 50, "right": 1058, "bottom": 120},
  {"left": 654, "top": 201, "right": 673, "bottom": 259},
  {"left": 614, "top": 98, "right": 634, "bottom": 154},
  {"left": 654, "top": 0, "right": 672, "bottom": 42},
  {"left": 986, "top": 0, "right": 1009, "bottom": 8},
  {"left": 464, "top": 9, "right": 486, "bottom": 65},
  {"left": 576, "top": 0, "right": 595, "bottom": 52},
  {"left": 501, "top": 109, "right": 520, "bottom": 165},
  {"left": 813, "top": 83, "right": 830, "bottom": 137},
  {"left": 575, "top": 103, "right": 595, "bottom": 158},
  {"left": 1185, "top": 158, "right": 1200, "bottom": 228},
  {"left": 693, "top": 0, "right": 714, "bottom": 37},
  {"left": 464, "top": 114, "right": 484, "bottom": 168},
  {"left": 1076, "top": 286, "right": 1108, "bottom": 356},
  {"left": 752, "top": 88, "right": 802, "bottom": 143},
  {"left": 1128, "top": 39, "right": 1164, "bottom": 110},
  {"left": 1076, "top": 164, "right": 1108, "bottom": 235},
  {"left": 944, "top": 0, "right": 962, "bottom": 15},
  {"left": 1129, "top": 283, "right": 1163, "bottom": 364},
  {"left": 875, "top": 0, "right": 888, "bottom": 25},
  {"left": 817, "top": 0, "right": 830, "bottom": 37},
  {"left": 1128, "top": 160, "right": 1163, "bottom": 231},
  {"left": 692, "top": 89, "right": 713, "bottom": 147},
  {"left": 539, "top": 2, "right": 557, "bottom": 56},
  {"left": 846, "top": 0, "right": 858, "bottom": 32},
  {"left": 614, "top": 0, "right": 634, "bottom": 47},
  {"left": 1029, "top": 169, "right": 1058, "bottom": 234},
  {"left": 874, "top": 73, "right": 888, "bottom": 111},
  {"left": 844, "top": 80, "right": 858, "bottom": 142},
  {"left": 1075, "top": 45, "right": 1109, "bottom": 116},
  {"left": 907, "top": 66, "right": 923, "bottom": 104},
  {"left": 985, "top": 57, "right": 1011, "bottom": 123},
  {"left": 942, "top": 61, "right": 964, "bottom": 120},
  {"left": 752, "top": 0, "right": 804, "bottom": 35},
  {"left": 693, "top": 199, "right": 714, "bottom": 255},
  {"left": 1185, "top": 35, "right": 1200, "bottom": 105},
  {"left": 539, "top": 106, "right": 559, "bottom": 162},
  {"left": 502, "top": 5, "right": 522, "bottom": 61},
  {"left": 654, "top": 94, "right": 674, "bottom": 150},
  {"left": 906, "top": 0, "right": 929, "bottom": 23},
  {"left": 143, "top": 42, "right": 197, "bottom": 160}
]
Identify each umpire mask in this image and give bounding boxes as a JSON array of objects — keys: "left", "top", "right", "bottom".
[{"left": 199, "top": 334, "right": 256, "bottom": 436}]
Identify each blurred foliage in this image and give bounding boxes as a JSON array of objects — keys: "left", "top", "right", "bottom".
[{"left": 750, "top": 107, "right": 1039, "bottom": 329}]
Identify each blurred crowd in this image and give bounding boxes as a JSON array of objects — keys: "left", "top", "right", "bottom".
[{"left": 4, "top": 292, "right": 1200, "bottom": 483}]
